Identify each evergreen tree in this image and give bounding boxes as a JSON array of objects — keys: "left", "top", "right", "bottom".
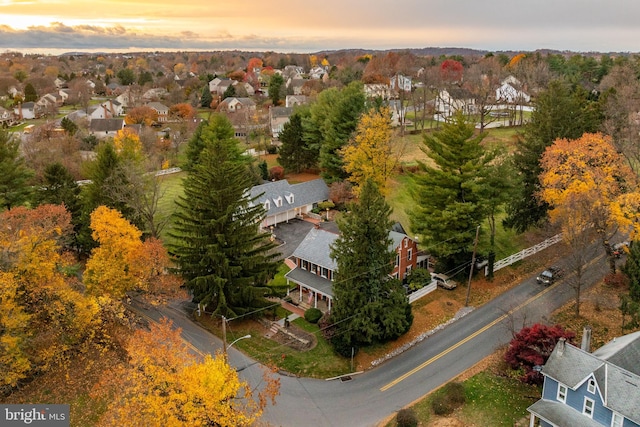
[
  {"left": 409, "top": 113, "right": 493, "bottom": 272},
  {"left": 623, "top": 241, "right": 640, "bottom": 302},
  {"left": 200, "top": 85, "right": 213, "bottom": 108},
  {"left": 60, "top": 117, "right": 78, "bottom": 136},
  {"left": 277, "top": 108, "right": 317, "bottom": 173},
  {"left": 34, "top": 162, "right": 82, "bottom": 219},
  {"left": 268, "top": 73, "right": 285, "bottom": 106},
  {"left": 504, "top": 80, "right": 603, "bottom": 232},
  {"left": 170, "top": 135, "right": 279, "bottom": 317},
  {"left": 318, "top": 81, "right": 366, "bottom": 182},
  {"left": 24, "top": 83, "right": 37, "bottom": 102},
  {"left": 0, "top": 130, "right": 34, "bottom": 210},
  {"left": 223, "top": 84, "right": 236, "bottom": 99},
  {"left": 184, "top": 114, "right": 235, "bottom": 170},
  {"left": 330, "top": 179, "right": 412, "bottom": 356}
]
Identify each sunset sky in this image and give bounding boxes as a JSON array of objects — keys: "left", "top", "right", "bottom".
[{"left": 0, "top": 0, "right": 638, "bottom": 54}]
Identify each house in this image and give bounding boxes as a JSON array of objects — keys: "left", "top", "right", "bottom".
[
  {"left": 435, "top": 88, "right": 476, "bottom": 120},
  {"left": 308, "top": 66, "right": 328, "bottom": 80},
  {"left": 286, "top": 78, "right": 305, "bottom": 96},
  {"left": 217, "top": 97, "right": 256, "bottom": 114},
  {"left": 142, "top": 87, "right": 169, "bottom": 102},
  {"left": 90, "top": 99, "right": 123, "bottom": 119},
  {"left": 364, "top": 83, "right": 391, "bottom": 100},
  {"left": 249, "top": 178, "right": 329, "bottom": 229},
  {"left": 496, "top": 81, "right": 531, "bottom": 104},
  {"left": 0, "top": 106, "right": 16, "bottom": 127},
  {"left": 209, "top": 77, "right": 235, "bottom": 97},
  {"left": 285, "top": 95, "right": 307, "bottom": 108},
  {"left": 528, "top": 331, "right": 640, "bottom": 427},
  {"left": 269, "top": 106, "right": 293, "bottom": 138},
  {"left": 89, "top": 118, "right": 125, "bottom": 138},
  {"left": 390, "top": 74, "right": 412, "bottom": 94},
  {"left": 14, "top": 102, "right": 37, "bottom": 120},
  {"left": 284, "top": 226, "right": 420, "bottom": 312},
  {"left": 146, "top": 102, "right": 169, "bottom": 123}
]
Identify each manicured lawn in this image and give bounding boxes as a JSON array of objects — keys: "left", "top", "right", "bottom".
[{"left": 157, "top": 171, "right": 186, "bottom": 241}]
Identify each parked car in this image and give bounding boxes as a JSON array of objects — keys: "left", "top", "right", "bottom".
[
  {"left": 431, "top": 273, "right": 458, "bottom": 290},
  {"left": 536, "top": 266, "right": 563, "bottom": 286},
  {"left": 612, "top": 241, "right": 630, "bottom": 258}
]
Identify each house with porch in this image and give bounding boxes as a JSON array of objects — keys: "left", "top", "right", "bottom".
[
  {"left": 249, "top": 178, "right": 329, "bottom": 229},
  {"left": 284, "top": 226, "right": 421, "bottom": 312},
  {"left": 528, "top": 331, "right": 640, "bottom": 427}
]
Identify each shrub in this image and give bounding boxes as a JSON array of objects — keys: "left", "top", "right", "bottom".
[
  {"left": 267, "top": 144, "right": 278, "bottom": 154},
  {"left": 304, "top": 308, "right": 323, "bottom": 324},
  {"left": 431, "top": 382, "right": 465, "bottom": 416},
  {"left": 406, "top": 268, "right": 432, "bottom": 292},
  {"left": 269, "top": 166, "right": 284, "bottom": 181},
  {"left": 395, "top": 408, "right": 418, "bottom": 427}
]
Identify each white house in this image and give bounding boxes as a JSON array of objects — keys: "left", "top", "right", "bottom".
[{"left": 90, "top": 99, "right": 123, "bottom": 119}]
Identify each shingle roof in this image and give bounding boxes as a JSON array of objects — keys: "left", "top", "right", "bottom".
[
  {"left": 250, "top": 179, "right": 329, "bottom": 217},
  {"left": 592, "top": 330, "right": 640, "bottom": 376},
  {"left": 290, "top": 227, "right": 338, "bottom": 271},
  {"left": 542, "top": 342, "right": 603, "bottom": 388},
  {"left": 285, "top": 267, "right": 334, "bottom": 298},
  {"left": 90, "top": 118, "right": 125, "bottom": 132},
  {"left": 527, "top": 400, "right": 602, "bottom": 427}
]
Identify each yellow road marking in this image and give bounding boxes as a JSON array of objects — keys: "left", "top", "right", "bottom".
[{"left": 379, "top": 278, "right": 563, "bottom": 392}]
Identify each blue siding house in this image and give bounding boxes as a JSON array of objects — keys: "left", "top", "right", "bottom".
[{"left": 528, "top": 331, "right": 640, "bottom": 427}]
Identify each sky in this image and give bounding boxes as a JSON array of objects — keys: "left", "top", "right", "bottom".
[{"left": 0, "top": 0, "right": 638, "bottom": 55}]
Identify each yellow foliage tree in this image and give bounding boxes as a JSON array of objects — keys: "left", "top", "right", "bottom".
[
  {"left": 113, "top": 128, "right": 142, "bottom": 159},
  {"left": 0, "top": 205, "right": 101, "bottom": 389},
  {"left": 95, "top": 319, "right": 279, "bottom": 427},
  {"left": 539, "top": 133, "right": 640, "bottom": 314},
  {"left": 84, "top": 206, "right": 144, "bottom": 298},
  {"left": 341, "top": 107, "right": 400, "bottom": 196}
]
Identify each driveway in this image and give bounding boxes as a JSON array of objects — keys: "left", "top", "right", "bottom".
[{"left": 271, "top": 218, "right": 339, "bottom": 259}]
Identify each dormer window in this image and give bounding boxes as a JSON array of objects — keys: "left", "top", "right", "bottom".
[
  {"left": 285, "top": 192, "right": 294, "bottom": 204},
  {"left": 587, "top": 378, "right": 596, "bottom": 394},
  {"left": 264, "top": 200, "right": 270, "bottom": 210},
  {"left": 273, "top": 196, "right": 283, "bottom": 207}
]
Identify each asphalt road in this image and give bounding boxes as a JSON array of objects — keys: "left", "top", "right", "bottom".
[{"left": 131, "top": 249, "right": 611, "bottom": 427}]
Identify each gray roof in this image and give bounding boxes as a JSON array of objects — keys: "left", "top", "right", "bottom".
[
  {"left": 271, "top": 106, "right": 293, "bottom": 118},
  {"left": 389, "top": 230, "right": 414, "bottom": 252},
  {"left": 528, "top": 400, "right": 602, "bottom": 427},
  {"left": 285, "top": 267, "right": 334, "bottom": 298},
  {"left": 250, "top": 179, "right": 329, "bottom": 217},
  {"left": 539, "top": 335, "right": 640, "bottom": 424},
  {"left": 290, "top": 227, "right": 338, "bottom": 271},
  {"left": 592, "top": 330, "right": 640, "bottom": 376},
  {"left": 90, "top": 118, "right": 125, "bottom": 132},
  {"left": 542, "top": 342, "right": 603, "bottom": 388}
]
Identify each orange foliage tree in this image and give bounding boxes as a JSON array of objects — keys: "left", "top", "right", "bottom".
[
  {"left": 125, "top": 105, "right": 158, "bottom": 126},
  {"left": 94, "top": 319, "right": 279, "bottom": 427},
  {"left": 539, "top": 132, "right": 640, "bottom": 314},
  {"left": 168, "top": 102, "right": 196, "bottom": 121}
]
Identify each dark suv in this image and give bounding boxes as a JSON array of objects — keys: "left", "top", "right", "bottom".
[{"left": 536, "top": 266, "right": 563, "bottom": 286}]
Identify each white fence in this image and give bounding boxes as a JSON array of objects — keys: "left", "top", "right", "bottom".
[
  {"left": 408, "top": 281, "right": 437, "bottom": 303},
  {"left": 488, "top": 233, "right": 563, "bottom": 276}
]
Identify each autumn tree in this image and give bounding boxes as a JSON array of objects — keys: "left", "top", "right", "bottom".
[
  {"left": 539, "top": 133, "right": 640, "bottom": 315},
  {"left": 440, "top": 59, "right": 464, "bottom": 84},
  {"left": 125, "top": 105, "right": 158, "bottom": 126},
  {"left": 94, "top": 319, "right": 279, "bottom": 426},
  {"left": 504, "top": 324, "right": 575, "bottom": 384},
  {"left": 0, "top": 205, "right": 100, "bottom": 392},
  {"left": 330, "top": 179, "right": 412, "bottom": 356},
  {"left": 341, "top": 106, "right": 401, "bottom": 196},
  {"left": 84, "top": 206, "right": 144, "bottom": 298},
  {"left": 463, "top": 56, "right": 504, "bottom": 131},
  {"left": 277, "top": 107, "right": 318, "bottom": 173},
  {"left": 504, "top": 80, "right": 602, "bottom": 232},
  {"left": 410, "top": 113, "right": 494, "bottom": 272},
  {"left": 0, "top": 130, "right": 34, "bottom": 210},
  {"left": 168, "top": 102, "right": 196, "bottom": 121},
  {"left": 170, "top": 130, "right": 280, "bottom": 317}
]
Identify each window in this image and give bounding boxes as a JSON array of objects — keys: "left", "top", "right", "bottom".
[
  {"left": 407, "top": 249, "right": 413, "bottom": 261},
  {"left": 611, "top": 412, "right": 624, "bottom": 427},
  {"left": 583, "top": 397, "right": 594, "bottom": 418},
  {"left": 301, "top": 260, "right": 308, "bottom": 270},
  {"left": 320, "top": 267, "right": 328, "bottom": 278},
  {"left": 264, "top": 200, "right": 270, "bottom": 210},
  {"left": 395, "top": 254, "right": 400, "bottom": 267},
  {"left": 557, "top": 384, "right": 567, "bottom": 403},
  {"left": 587, "top": 378, "right": 596, "bottom": 394}
]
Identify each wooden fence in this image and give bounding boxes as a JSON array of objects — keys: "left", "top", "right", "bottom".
[{"left": 487, "top": 233, "right": 563, "bottom": 276}]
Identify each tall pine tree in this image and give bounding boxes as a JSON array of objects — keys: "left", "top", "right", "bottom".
[
  {"left": 0, "top": 130, "right": 33, "bottom": 210},
  {"left": 170, "top": 132, "right": 279, "bottom": 317},
  {"left": 277, "top": 108, "right": 317, "bottom": 173},
  {"left": 409, "top": 113, "right": 493, "bottom": 272},
  {"left": 330, "top": 179, "right": 412, "bottom": 356}
]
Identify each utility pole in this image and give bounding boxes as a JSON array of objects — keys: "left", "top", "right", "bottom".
[{"left": 465, "top": 226, "right": 480, "bottom": 307}]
